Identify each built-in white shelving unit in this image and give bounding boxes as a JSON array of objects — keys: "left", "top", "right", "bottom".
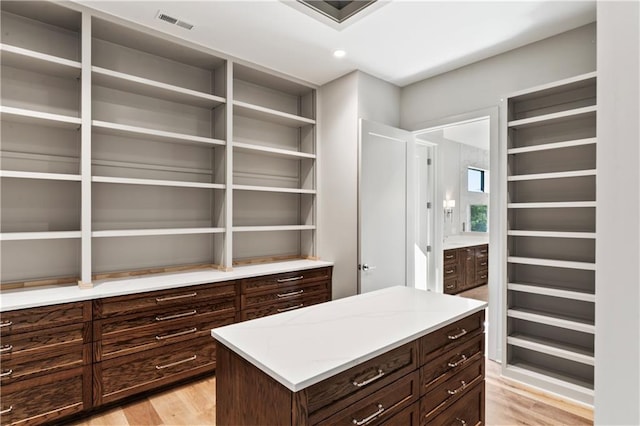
[
  {"left": 502, "top": 72, "right": 597, "bottom": 404},
  {"left": 0, "top": 1, "right": 318, "bottom": 289}
]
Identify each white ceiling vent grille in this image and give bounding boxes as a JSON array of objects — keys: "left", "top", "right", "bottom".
[{"left": 156, "top": 11, "right": 194, "bottom": 30}]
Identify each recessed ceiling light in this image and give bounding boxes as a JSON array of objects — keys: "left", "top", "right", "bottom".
[{"left": 333, "top": 49, "right": 346, "bottom": 58}]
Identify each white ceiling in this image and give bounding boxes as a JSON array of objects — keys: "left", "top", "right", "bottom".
[{"left": 76, "top": 0, "right": 596, "bottom": 87}]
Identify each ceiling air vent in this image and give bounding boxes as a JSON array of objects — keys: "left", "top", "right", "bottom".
[{"left": 156, "top": 11, "right": 194, "bottom": 30}]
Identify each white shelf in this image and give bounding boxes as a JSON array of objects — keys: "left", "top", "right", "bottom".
[
  {"left": 507, "top": 201, "right": 596, "bottom": 209},
  {"left": 92, "top": 228, "right": 225, "bottom": 238},
  {"left": 0, "top": 231, "right": 81, "bottom": 241},
  {"left": 92, "top": 120, "right": 225, "bottom": 147},
  {"left": 507, "top": 72, "right": 597, "bottom": 100},
  {"left": 233, "top": 100, "right": 315, "bottom": 128},
  {"left": 508, "top": 282, "right": 595, "bottom": 303},
  {"left": 507, "top": 308, "right": 595, "bottom": 334},
  {"left": 508, "top": 256, "right": 596, "bottom": 271},
  {"left": 508, "top": 105, "right": 597, "bottom": 129},
  {"left": 1, "top": 106, "right": 81, "bottom": 128},
  {"left": 0, "top": 43, "right": 81, "bottom": 77},
  {"left": 233, "top": 185, "right": 316, "bottom": 194},
  {"left": 233, "top": 225, "right": 316, "bottom": 233},
  {"left": 505, "top": 363, "right": 594, "bottom": 395},
  {"left": 508, "top": 138, "right": 597, "bottom": 155},
  {"left": 233, "top": 142, "right": 315, "bottom": 160},
  {"left": 508, "top": 169, "right": 596, "bottom": 182},
  {"left": 507, "top": 230, "right": 595, "bottom": 239},
  {"left": 0, "top": 170, "right": 81, "bottom": 181},
  {"left": 92, "top": 66, "right": 225, "bottom": 109},
  {"left": 508, "top": 334, "right": 594, "bottom": 366},
  {"left": 92, "top": 176, "right": 224, "bottom": 190}
]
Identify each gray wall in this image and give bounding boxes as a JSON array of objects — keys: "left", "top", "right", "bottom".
[{"left": 595, "top": 1, "right": 640, "bottom": 423}]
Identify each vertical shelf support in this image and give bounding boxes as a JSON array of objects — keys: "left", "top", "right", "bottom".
[{"left": 223, "top": 62, "right": 234, "bottom": 271}]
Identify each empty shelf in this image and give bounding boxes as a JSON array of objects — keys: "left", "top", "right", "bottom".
[
  {"left": 233, "top": 100, "right": 315, "bottom": 128},
  {"left": 1, "top": 106, "right": 81, "bottom": 128},
  {"left": 233, "top": 184, "right": 316, "bottom": 194},
  {"left": 1, "top": 43, "right": 81, "bottom": 77},
  {"left": 0, "top": 171, "right": 81, "bottom": 181},
  {"left": 508, "top": 169, "right": 596, "bottom": 181},
  {"left": 508, "top": 138, "right": 597, "bottom": 155},
  {"left": 0, "top": 231, "right": 81, "bottom": 241},
  {"left": 508, "top": 105, "right": 597, "bottom": 129},
  {"left": 505, "top": 363, "right": 594, "bottom": 394},
  {"left": 233, "top": 142, "right": 315, "bottom": 160},
  {"left": 508, "top": 334, "right": 594, "bottom": 366},
  {"left": 508, "top": 256, "right": 596, "bottom": 271},
  {"left": 507, "top": 308, "right": 595, "bottom": 334},
  {"left": 232, "top": 225, "right": 316, "bottom": 232},
  {"left": 508, "top": 282, "right": 595, "bottom": 303},
  {"left": 92, "top": 176, "right": 225, "bottom": 189},
  {"left": 92, "top": 120, "right": 225, "bottom": 147},
  {"left": 507, "top": 230, "right": 595, "bottom": 239},
  {"left": 92, "top": 228, "right": 225, "bottom": 238},
  {"left": 507, "top": 201, "right": 596, "bottom": 209}
]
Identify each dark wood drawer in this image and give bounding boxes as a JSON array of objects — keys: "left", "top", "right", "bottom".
[
  {"left": 476, "top": 271, "right": 489, "bottom": 285},
  {"left": 476, "top": 258, "right": 489, "bottom": 270},
  {"left": 444, "top": 278, "right": 458, "bottom": 295},
  {"left": 443, "top": 250, "right": 458, "bottom": 265},
  {"left": 421, "top": 380, "right": 484, "bottom": 426},
  {"left": 95, "top": 336, "right": 215, "bottom": 405},
  {"left": 96, "top": 311, "right": 235, "bottom": 361},
  {"left": 443, "top": 264, "right": 458, "bottom": 278},
  {"left": 0, "top": 301, "right": 91, "bottom": 337},
  {"left": 421, "top": 357, "right": 484, "bottom": 420},
  {"left": 241, "top": 294, "right": 329, "bottom": 321},
  {"left": 307, "top": 341, "right": 418, "bottom": 423},
  {"left": 420, "top": 334, "right": 484, "bottom": 395},
  {"left": 380, "top": 401, "right": 420, "bottom": 426},
  {"left": 241, "top": 280, "right": 329, "bottom": 309},
  {"left": 93, "top": 281, "right": 237, "bottom": 318},
  {"left": 476, "top": 245, "right": 488, "bottom": 257},
  {"left": 420, "top": 311, "right": 484, "bottom": 365},
  {"left": 0, "top": 366, "right": 90, "bottom": 426},
  {"left": 0, "top": 322, "right": 89, "bottom": 359},
  {"left": 316, "top": 371, "right": 419, "bottom": 426},
  {"left": 240, "top": 267, "right": 332, "bottom": 294}
]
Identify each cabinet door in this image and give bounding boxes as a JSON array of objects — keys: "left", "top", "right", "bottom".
[{"left": 460, "top": 248, "right": 475, "bottom": 289}]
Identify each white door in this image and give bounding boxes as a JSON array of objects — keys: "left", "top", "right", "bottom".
[
  {"left": 359, "top": 119, "right": 415, "bottom": 294},
  {"left": 414, "top": 142, "right": 434, "bottom": 291}
]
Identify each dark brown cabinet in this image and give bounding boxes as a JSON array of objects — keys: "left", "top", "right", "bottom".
[{"left": 444, "top": 244, "right": 489, "bottom": 295}]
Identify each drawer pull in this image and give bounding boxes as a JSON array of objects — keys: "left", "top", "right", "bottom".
[
  {"left": 0, "top": 406, "right": 13, "bottom": 415},
  {"left": 155, "top": 354, "right": 197, "bottom": 370},
  {"left": 0, "top": 369, "right": 13, "bottom": 378},
  {"left": 156, "top": 327, "right": 198, "bottom": 341},
  {"left": 352, "top": 403, "right": 384, "bottom": 425},
  {"left": 276, "top": 275, "right": 304, "bottom": 283},
  {"left": 0, "top": 321, "right": 13, "bottom": 328},
  {"left": 445, "top": 269, "right": 455, "bottom": 274},
  {"left": 155, "top": 310, "right": 197, "bottom": 322},
  {"left": 352, "top": 369, "right": 385, "bottom": 387},
  {"left": 277, "top": 304, "right": 304, "bottom": 313},
  {"left": 446, "top": 284, "right": 455, "bottom": 289},
  {"left": 456, "top": 418, "right": 467, "bottom": 425},
  {"left": 0, "top": 345, "right": 13, "bottom": 354},
  {"left": 155, "top": 292, "right": 197, "bottom": 302},
  {"left": 447, "top": 380, "right": 467, "bottom": 395},
  {"left": 445, "top": 255, "right": 455, "bottom": 259},
  {"left": 448, "top": 328, "right": 468, "bottom": 340},
  {"left": 447, "top": 354, "right": 467, "bottom": 368},
  {"left": 480, "top": 274, "right": 487, "bottom": 279},
  {"left": 480, "top": 262, "right": 487, "bottom": 266},
  {"left": 277, "top": 289, "right": 304, "bottom": 298}
]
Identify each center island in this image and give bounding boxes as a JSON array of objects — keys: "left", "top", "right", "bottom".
[{"left": 211, "top": 286, "right": 487, "bottom": 425}]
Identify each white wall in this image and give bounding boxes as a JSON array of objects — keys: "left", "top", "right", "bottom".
[
  {"left": 594, "top": 1, "right": 640, "bottom": 424},
  {"left": 358, "top": 71, "right": 401, "bottom": 127}
]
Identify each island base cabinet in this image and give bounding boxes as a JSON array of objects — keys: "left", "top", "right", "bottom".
[{"left": 422, "top": 381, "right": 484, "bottom": 426}]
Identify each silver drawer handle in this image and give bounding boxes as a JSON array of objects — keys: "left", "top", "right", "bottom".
[
  {"left": 277, "top": 303, "right": 303, "bottom": 313},
  {"left": 352, "top": 403, "right": 384, "bottom": 425},
  {"left": 0, "top": 406, "right": 13, "bottom": 415},
  {"left": 277, "top": 289, "right": 304, "bottom": 298},
  {"left": 445, "top": 269, "right": 455, "bottom": 274},
  {"left": 155, "top": 354, "right": 197, "bottom": 370},
  {"left": 445, "top": 255, "right": 455, "bottom": 259},
  {"left": 0, "top": 321, "right": 13, "bottom": 328},
  {"left": 0, "top": 369, "right": 13, "bottom": 378},
  {"left": 480, "top": 275, "right": 487, "bottom": 279},
  {"left": 448, "top": 328, "right": 468, "bottom": 340},
  {"left": 352, "top": 369, "right": 385, "bottom": 387},
  {"left": 155, "top": 292, "right": 197, "bottom": 302},
  {"left": 447, "top": 380, "right": 467, "bottom": 395},
  {"left": 456, "top": 418, "right": 467, "bottom": 425},
  {"left": 448, "top": 354, "right": 467, "bottom": 368},
  {"left": 480, "top": 262, "right": 487, "bottom": 266},
  {"left": 155, "top": 327, "right": 198, "bottom": 341},
  {"left": 276, "top": 275, "right": 304, "bottom": 283},
  {"left": 155, "top": 310, "right": 197, "bottom": 322},
  {"left": 0, "top": 345, "right": 13, "bottom": 354}
]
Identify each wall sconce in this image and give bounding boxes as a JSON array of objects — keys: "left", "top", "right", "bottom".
[{"left": 443, "top": 199, "right": 456, "bottom": 220}]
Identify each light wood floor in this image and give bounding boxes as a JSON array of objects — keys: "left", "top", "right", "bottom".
[{"left": 71, "top": 360, "right": 593, "bottom": 426}]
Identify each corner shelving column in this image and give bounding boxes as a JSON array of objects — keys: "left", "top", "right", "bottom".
[{"left": 502, "top": 72, "right": 597, "bottom": 404}]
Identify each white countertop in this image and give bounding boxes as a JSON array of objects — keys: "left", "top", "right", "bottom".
[
  {"left": 211, "top": 286, "right": 487, "bottom": 392},
  {"left": 0, "top": 259, "right": 333, "bottom": 312},
  {"left": 443, "top": 234, "right": 489, "bottom": 250}
]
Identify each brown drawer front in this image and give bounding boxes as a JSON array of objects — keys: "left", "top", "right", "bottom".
[
  {"left": 422, "top": 381, "right": 484, "bottom": 426},
  {"left": 0, "top": 322, "right": 89, "bottom": 359},
  {"left": 421, "top": 357, "right": 484, "bottom": 420},
  {"left": 443, "top": 264, "right": 458, "bottom": 278},
  {"left": 476, "top": 258, "right": 489, "bottom": 270},
  {"left": 98, "top": 337, "right": 215, "bottom": 404},
  {"left": 476, "top": 245, "right": 488, "bottom": 257},
  {"left": 0, "top": 302, "right": 90, "bottom": 337},
  {"left": 380, "top": 401, "right": 420, "bottom": 426},
  {"left": 241, "top": 280, "right": 329, "bottom": 309},
  {"left": 1, "top": 367, "right": 87, "bottom": 426},
  {"left": 96, "top": 296, "right": 236, "bottom": 336},
  {"left": 94, "top": 282, "right": 237, "bottom": 318},
  {"left": 476, "top": 271, "right": 488, "bottom": 285},
  {"left": 98, "top": 312, "right": 235, "bottom": 361},
  {"left": 317, "top": 371, "right": 419, "bottom": 426},
  {"left": 241, "top": 294, "right": 328, "bottom": 321},
  {"left": 307, "top": 342, "right": 418, "bottom": 421},
  {"left": 240, "top": 267, "right": 332, "bottom": 294},
  {"left": 1, "top": 342, "right": 89, "bottom": 385},
  {"left": 443, "top": 250, "right": 458, "bottom": 264},
  {"left": 421, "top": 334, "right": 484, "bottom": 394},
  {"left": 443, "top": 279, "right": 458, "bottom": 295},
  {"left": 420, "top": 311, "right": 484, "bottom": 365}
]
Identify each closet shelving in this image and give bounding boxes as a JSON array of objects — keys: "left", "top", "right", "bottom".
[{"left": 502, "top": 72, "right": 597, "bottom": 404}]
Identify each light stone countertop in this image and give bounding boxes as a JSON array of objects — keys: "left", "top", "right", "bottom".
[
  {"left": 0, "top": 259, "right": 334, "bottom": 312},
  {"left": 211, "top": 286, "right": 487, "bottom": 392},
  {"left": 443, "top": 234, "right": 489, "bottom": 250}
]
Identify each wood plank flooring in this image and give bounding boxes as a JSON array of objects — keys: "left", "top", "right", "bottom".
[{"left": 70, "top": 359, "right": 593, "bottom": 426}]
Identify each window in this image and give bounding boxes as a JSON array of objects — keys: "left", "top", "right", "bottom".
[
  {"left": 470, "top": 205, "right": 488, "bottom": 232},
  {"left": 468, "top": 167, "right": 488, "bottom": 193}
]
